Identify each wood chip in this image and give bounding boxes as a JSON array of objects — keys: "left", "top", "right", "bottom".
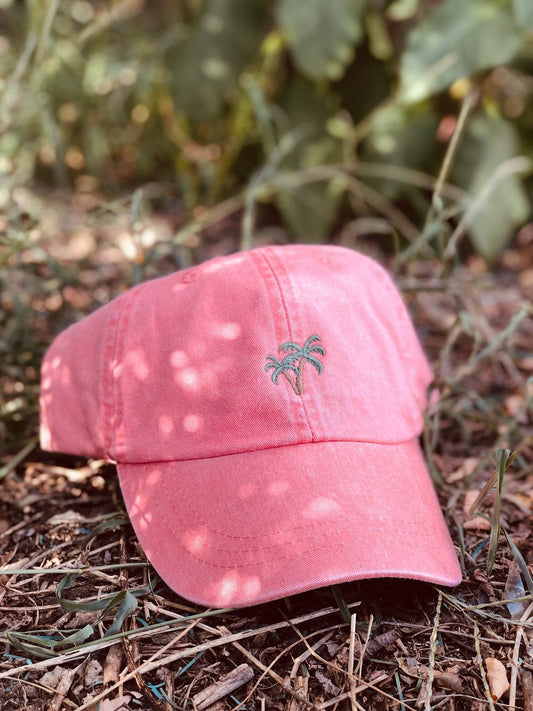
[
  {"left": 192, "top": 663, "right": 254, "bottom": 710},
  {"left": 49, "top": 664, "right": 81, "bottom": 711},
  {"left": 286, "top": 676, "right": 309, "bottom": 711},
  {"left": 103, "top": 644, "right": 124, "bottom": 685},
  {"left": 522, "top": 670, "right": 533, "bottom": 711}
]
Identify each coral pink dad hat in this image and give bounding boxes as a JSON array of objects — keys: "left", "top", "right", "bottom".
[{"left": 40, "top": 245, "right": 461, "bottom": 607}]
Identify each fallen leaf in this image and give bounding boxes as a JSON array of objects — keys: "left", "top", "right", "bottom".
[
  {"left": 446, "top": 457, "right": 480, "bottom": 483},
  {"left": 434, "top": 668, "right": 464, "bottom": 693},
  {"left": 396, "top": 656, "right": 429, "bottom": 680},
  {"left": 0, "top": 518, "right": 11, "bottom": 534},
  {"left": 84, "top": 659, "right": 104, "bottom": 688},
  {"left": 40, "top": 666, "right": 67, "bottom": 688},
  {"left": 504, "top": 560, "right": 528, "bottom": 620},
  {"left": 473, "top": 568, "right": 497, "bottom": 602},
  {"left": 315, "top": 669, "right": 341, "bottom": 696},
  {"left": 103, "top": 645, "right": 124, "bottom": 685},
  {"left": 97, "top": 696, "right": 132, "bottom": 711},
  {"left": 485, "top": 657, "right": 510, "bottom": 701},
  {"left": 463, "top": 490, "right": 491, "bottom": 531}
]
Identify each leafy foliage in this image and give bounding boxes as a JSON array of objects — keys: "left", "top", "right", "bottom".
[
  {"left": 450, "top": 112, "right": 530, "bottom": 260},
  {"left": 277, "top": 0, "right": 365, "bottom": 81},
  {"left": 1, "top": 0, "right": 532, "bottom": 257},
  {"left": 399, "top": 0, "right": 527, "bottom": 103}
]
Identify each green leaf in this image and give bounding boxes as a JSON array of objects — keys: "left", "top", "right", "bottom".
[
  {"left": 487, "top": 449, "right": 511, "bottom": 576},
  {"left": 101, "top": 590, "right": 138, "bottom": 637},
  {"left": 0, "top": 437, "right": 37, "bottom": 480},
  {"left": 274, "top": 135, "right": 344, "bottom": 242},
  {"left": 513, "top": 0, "right": 533, "bottom": 30},
  {"left": 277, "top": 0, "right": 366, "bottom": 81},
  {"left": 400, "top": 0, "right": 524, "bottom": 103},
  {"left": 362, "top": 103, "right": 439, "bottom": 199},
  {"left": 6, "top": 624, "right": 95, "bottom": 659},
  {"left": 451, "top": 113, "right": 530, "bottom": 260},
  {"left": 170, "top": 0, "right": 268, "bottom": 122}
]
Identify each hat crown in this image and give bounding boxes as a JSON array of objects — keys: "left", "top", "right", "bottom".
[{"left": 41, "top": 245, "right": 432, "bottom": 464}]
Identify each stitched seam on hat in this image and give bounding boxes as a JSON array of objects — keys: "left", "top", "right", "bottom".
[
  {"left": 102, "top": 287, "right": 139, "bottom": 458},
  {"left": 179, "top": 494, "right": 442, "bottom": 543},
  {"left": 117, "top": 435, "right": 425, "bottom": 465},
  {"left": 257, "top": 249, "right": 317, "bottom": 439},
  {"left": 102, "top": 299, "right": 127, "bottom": 456},
  {"left": 251, "top": 249, "right": 309, "bottom": 434},
  {"left": 173, "top": 474, "right": 441, "bottom": 545},
  {"left": 113, "top": 287, "right": 142, "bottom": 460},
  {"left": 177, "top": 528, "right": 447, "bottom": 569}
]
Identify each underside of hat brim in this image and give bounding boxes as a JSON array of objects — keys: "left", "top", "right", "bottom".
[{"left": 117, "top": 439, "right": 462, "bottom": 608}]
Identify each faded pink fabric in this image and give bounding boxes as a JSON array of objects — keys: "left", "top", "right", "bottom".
[{"left": 40, "top": 245, "right": 462, "bottom": 607}]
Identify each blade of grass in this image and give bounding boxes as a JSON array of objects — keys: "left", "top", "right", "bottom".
[
  {"left": 6, "top": 624, "right": 95, "bottom": 659},
  {"left": 503, "top": 529, "right": 533, "bottom": 594},
  {"left": 424, "top": 591, "right": 442, "bottom": 711},
  {"left": 473, "top": 622, "right": 497, "bottom": 711},
  {"left": 0, "top": 437, "right": 38, "bottom": 480},
  {"left": 486, "top": 449, "right": 513, "bottom": 576}
]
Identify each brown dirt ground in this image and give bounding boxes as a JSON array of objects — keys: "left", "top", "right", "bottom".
[{"left": 1, "top": 192, "right": 532, "bottom": 710}]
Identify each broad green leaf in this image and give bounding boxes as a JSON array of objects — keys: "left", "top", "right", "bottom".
[
  {"left": 170, "top": 0, "right": 268, "bottom": 122},
  {"left": 277, "top": 0, "right": 366, "bottom": 81},
  {"left": 362, "top": 103, "right": 439, "bottom": 198},
  {"left": 274, "top": 135, "right": 344, "bottom": 242},
  {"left": 387, "top": 0, "right": 420, "bottom": 22},
  {"left": 513, "top": 0, "right": 533, "bottom": 30},
  {"left": 400, "top": 0, "right": 523, "bottom": 103},
  {"left": 451, "top": 113, "right": 530, "bottom": 260}
]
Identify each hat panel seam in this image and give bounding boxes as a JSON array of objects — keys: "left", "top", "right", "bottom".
[
  {"left": 102, "top": 299, "right": 127, "bottom": 456},
  {"left": 258, "top": 248, "right": 318, "bottom": 440},
  {"left": 107, "top": 287, "right": 140, "bottom": 458},
  {"left": 251, "top": 249, "right": 310, "bottom": 437}
]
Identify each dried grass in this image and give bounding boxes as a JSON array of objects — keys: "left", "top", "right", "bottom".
[{"left": 1, "top": 192, "right": 532, "bottom": 710}]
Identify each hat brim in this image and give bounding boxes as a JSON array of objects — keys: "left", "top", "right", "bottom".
[{"left": 117, "top": 440, "right": 462, "bottom": 608}]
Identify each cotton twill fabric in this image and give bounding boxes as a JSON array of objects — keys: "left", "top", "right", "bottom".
[
  {"left": 118, "top": 439, "right": 461, "bottom": 608},
  {"left": 40, "top": 244, "right": 462, "bottom": 607}
]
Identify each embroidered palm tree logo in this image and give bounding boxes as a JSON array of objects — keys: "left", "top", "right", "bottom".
[{"left": 265, "top": 335, "right": 325, "bottom": 396}]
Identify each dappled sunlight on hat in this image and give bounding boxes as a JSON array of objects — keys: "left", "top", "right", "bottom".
[{"left": 40, "top": 244, "right": 462, "bottom": 608}]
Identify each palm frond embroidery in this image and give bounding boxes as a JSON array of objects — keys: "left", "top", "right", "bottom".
[{"left": 265, "top": 335, "right": 326, "bottom": 395}]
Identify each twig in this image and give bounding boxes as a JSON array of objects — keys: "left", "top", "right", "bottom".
[
  {"left": 233, "top": 638, "right": 315, "bottom": 708},
  {"left": 427, "top": 87, "right": 478, "bottom": 223},
  {"left": 424, "top": 591, "right": 443, "bottom": 711},
  {"left": 192, "top": 663, "right": 254, "bottom": 710},
  {"left": 348, "top": 613, "right": 357, "bottom": 711},
  {"left": 509, "top": 602, "right": 533, "bottom": 711},
  {"left": 473, "top": 621, "right": 497, "bottom": 711},
  {"left": 522, "top": 671, "right": 533, "bottom": 711},
  {"left": 74, "top": 616, "right": 202, "bottom": 711},
  {"left": 0, "top": 601, "right": 361, "bottom": 680}
]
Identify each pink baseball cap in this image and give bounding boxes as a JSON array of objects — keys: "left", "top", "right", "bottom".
[{"left": 40, "top": 245, "right": 461, "bottom": 607}]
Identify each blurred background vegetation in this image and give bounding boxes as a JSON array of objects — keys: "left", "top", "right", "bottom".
[{"left": 1, "top": 0, "right": 533, "bottom": 455}]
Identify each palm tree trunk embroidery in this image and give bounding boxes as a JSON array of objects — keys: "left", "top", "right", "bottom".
[{"left": 265, "top": 335, "right": 325, "bottom": 396}]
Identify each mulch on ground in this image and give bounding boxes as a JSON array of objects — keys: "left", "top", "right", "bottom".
[{"left": 1, "top": 194, "right": 532, "bottom": 710}]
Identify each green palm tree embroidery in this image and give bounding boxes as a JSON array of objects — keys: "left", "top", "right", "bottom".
[{"left": 265, "top": 335, "right": 325, "bottom": 395}]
